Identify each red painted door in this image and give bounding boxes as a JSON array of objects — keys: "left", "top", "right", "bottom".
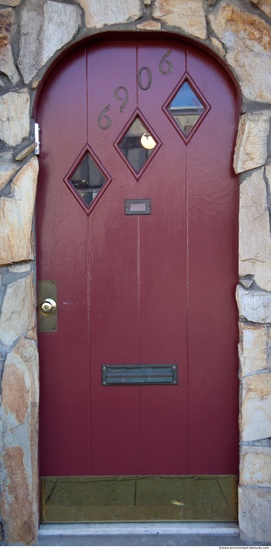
[{"left": 36, "top": 38, "right": 239, "bottom": 476}]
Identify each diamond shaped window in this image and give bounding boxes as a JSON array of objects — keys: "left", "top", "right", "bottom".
[
  {"left": 166, "top": 79, "right": 209, "bottom": 140},
  {"left": 116, "top": 114, "right": 160, "bottom": 177},
  {"left": 64, "top": 148, "right": 111, "bottom": 213}
]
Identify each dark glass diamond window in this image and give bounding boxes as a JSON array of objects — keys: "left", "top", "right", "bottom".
[
  {"left": 68, "top": 152, "right": 107, "bottom": 208},
  {"left": 167, "top": 80, "right": 206, "bottom": 138},
  {"left": 117, "top": 116, "right": 158, "bottom": 174}
]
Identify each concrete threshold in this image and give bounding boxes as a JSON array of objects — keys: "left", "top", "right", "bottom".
[{"left": 39, "top": 521, "right": 239, "bottom": 537}]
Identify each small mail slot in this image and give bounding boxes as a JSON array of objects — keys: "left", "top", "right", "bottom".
[
  {"left": 102, "top": 364, "right": 178, "bottom": 385},
  {"left": 125, "top": 199, "right": 151, "bottom": 215}
]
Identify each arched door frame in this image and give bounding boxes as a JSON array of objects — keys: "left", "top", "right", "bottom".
[{"left": 35, "top": 35, "right": 241, "bottom": 484}]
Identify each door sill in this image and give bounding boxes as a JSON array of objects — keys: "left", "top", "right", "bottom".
[{"left": 39, "top": 521, "right": 239, "bottom": 537}]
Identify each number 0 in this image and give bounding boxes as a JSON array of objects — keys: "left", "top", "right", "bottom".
[{"left": 137, "top": 66, "right": 152, "bottom": 91}]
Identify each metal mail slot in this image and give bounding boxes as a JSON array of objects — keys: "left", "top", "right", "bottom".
[{"left": 102, "top": 364, "right": 178, "bottom": 385}]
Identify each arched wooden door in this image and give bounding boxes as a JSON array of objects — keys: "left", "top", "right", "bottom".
[{"left": 36, "top": 38, "right": 239, "bottom": 477}]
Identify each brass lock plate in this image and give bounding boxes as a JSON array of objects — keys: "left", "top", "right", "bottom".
[{"left": 38, "top": 280, "right": 57, "bottom": 332}]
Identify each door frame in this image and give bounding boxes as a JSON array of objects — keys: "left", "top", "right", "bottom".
[{"left": 9, "top": 19, "right": 270, "bottom": 542}]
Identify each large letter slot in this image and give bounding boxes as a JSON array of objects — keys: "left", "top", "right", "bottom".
[{"left": 102, "top": 364, "right": 178, "bottom": 385}]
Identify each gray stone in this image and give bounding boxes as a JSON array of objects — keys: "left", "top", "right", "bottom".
[
  {"left": 239, "top": 486, "right": 271, "bottom": 543},
  {"left": 9, "top": 264, "right": 31, "bottom": 274},
  {"left": 251, "top": 0, "right": 271, "bottom": 18},
  {"left": 2, "top": 442, "right": 39, "bottom": 544},
  {"left": 0, "top": 8, "right": 20, "bottom": 85},
  {"left": 240, "top": 374, "right": 271, "bottom": 441},
  {"left": 240, "top": 446, "right": 271, "bottom": 487},
  {"left": 210, "top": 36, "right": 226, "bottom": 57},
  {"left": 209, "top": 1, "right": 271, "bottom": 102},
  {"left": 239, "top": 323, "right": 269, "bottom": 376},
  {"left": 234, "top": 111, "right": 271, "bottom": 173},
  {"left": 0, "top": 157, "right": 38, "bottom": 265},
  {"left": 78, "top": 0, "right": 143, "bottom": 28},
  {"left": 43, "top": 2, "right": 81, "bottom": 67},
  {"left": 152, "top": 0, "right": 207, "bottom": 39},
  {"left": 18, "top": 0, "right": 81, "bottom": 83},
  {"left": 0, "top": 153, "right": 18, "bottom": 193},
  {"left": 239, "top": 168, "right": 271, "bottom": 292},
  {"left": 137, "top": 20, "right": 162, "bottom": 30},
  {"left": 239, "top": 277, "right": 254, "bottom": 289},
  {"left": 236, "top": 285, "right": 271, "bottom": 323},
  {"left": 0, "top": 0, "right": 21, "bottom": 5},
  {"left": 2, "top": 336, "right": 38, "bottom": 422},
  {"left": 0, "top": 272, "right": 35, "bottom": 348},
  {"left": 18, "top": 0, "right": 43, "bottom": 84},
  {"left": 0, "top": 90, "right": 30, "bottom": 146}
]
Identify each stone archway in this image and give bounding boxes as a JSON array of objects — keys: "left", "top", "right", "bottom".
[{"left": 0, "top": 0, "right": 271, "bottom": 545}]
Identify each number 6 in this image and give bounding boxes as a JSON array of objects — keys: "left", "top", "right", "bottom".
[
  {"left": 159, "top": 50, "right": 173, "bottom": 75},
  {"left": 97, "top": 104, "right": 112, "bottom": 130}
]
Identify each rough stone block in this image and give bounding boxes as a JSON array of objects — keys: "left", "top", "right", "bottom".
[
  {"left": 43, "top": 2, "right": 81, "bottom": 67},
  {"left": 153, "top": 0, "right": 207, "bottom": 39},
  {"left": 240, "top": 374, "right": 271, "bottom": 441},
  {"left": 1, "top": 336, "right": 39, "bottom": 544},
  {"left": 137, "top": 20, "right": 161, "bottom": 30},
  {"left": 239, "top": 167, "right": 271, "bottom": 292},
  {"left": 239, "top": 323, "right": 269, "bottom": 376},
  {"left": 0, "top": 8, "right": 20, "bottom": 85},
  {"left": 0, "top": 1, "right": 21, "bottom": 5},
  {"left": 0, "top": 90, "right": 30, "bottom": 146},
  {"left": 0, "top": 273, "right": 35, "bottom": 348},
  {"left": 0, "top": 157, "right": 38, "bottom": 265},
  {"left": 2, "top": 360, "right": 29, "bottom": 424},
  {"left": 209, "top": 1, "right": 271, "bottom": 102},
  {"left": 240, "top": 446, "right": 271, "bottom": 486},
  {"left": 236, "top": 285, "right": 271, "bottom": 323},
  {"left": 234, "top": 112, "right": 270, "bottom": 173},
  {"left": 9, "top": 264, "right": 31, "bottom": 274},
  {"left": 0, "top": 153, "right": 18, "bottom": 193},
  {"left": 2, "top": 337, "right": 38, "bottom": 423},
  {"left": 210, "top": 36, "right": 226, "bottom": 57},
  {"left": 1, "top": 446, "right": 38, "bottom": 545},
  {"left": 239, "top": 486, "right": 271, "bottom": 542},
  {"left": 18, "top": 1, "right": 81, "bottom": 83},
  {"left": 77, "top": 0, "right": 143, "bottom": 28},
  {"left": 251, "top": 0, "right": 271, "bottom": 18}
]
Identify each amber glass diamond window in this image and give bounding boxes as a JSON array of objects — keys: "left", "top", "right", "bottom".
[
  {"left": 116, "top": 115, "right": 159, "bottom": 176},
  {"left": 65, "top": 149, "right": 110, "bottom": 213},
  {"left": 167, "top": 79, "right": 207, "bottom": 139}
]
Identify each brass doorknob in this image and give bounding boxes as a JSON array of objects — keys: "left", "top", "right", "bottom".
[{"left": 40, "top": 298, "right": 57, "bottom": 315}]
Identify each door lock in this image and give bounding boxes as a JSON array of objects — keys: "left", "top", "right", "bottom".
[
  {"left": 38, "top": 281, "right": 57, "bottom": 332},
  {"left": 40, "top": 298, "right": 57, "bottom": 315}
]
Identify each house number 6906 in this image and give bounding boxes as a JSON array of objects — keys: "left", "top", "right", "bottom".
[{"left": 97, "top": 49, "right": 173, "bottom": 130}]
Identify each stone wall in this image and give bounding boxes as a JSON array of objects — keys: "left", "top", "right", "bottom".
[{"left": 0, "top": 0, "right": 270, "bottom": 545}]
